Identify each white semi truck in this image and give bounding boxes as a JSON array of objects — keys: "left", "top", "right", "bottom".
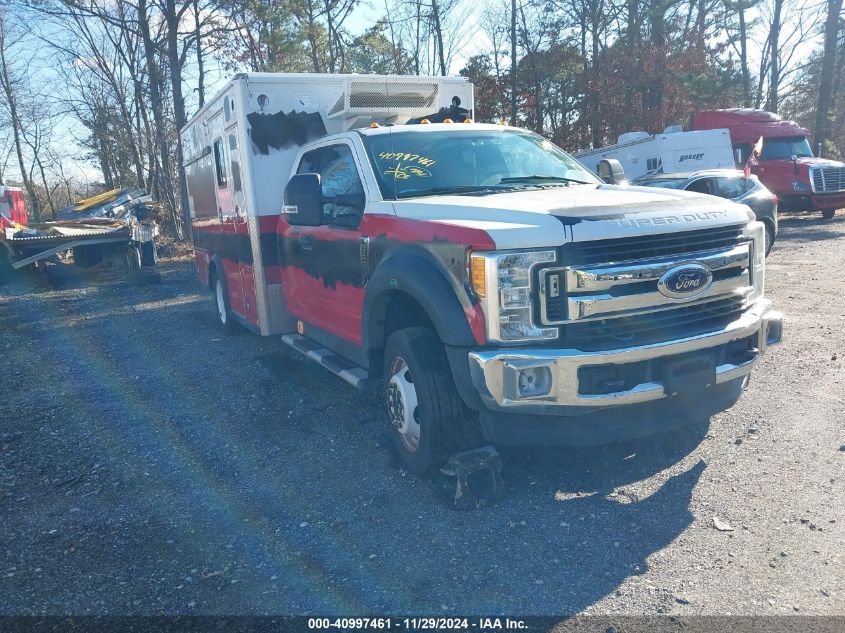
[{"left": 181, "top": 73, "right": 783, "bottom": 474}]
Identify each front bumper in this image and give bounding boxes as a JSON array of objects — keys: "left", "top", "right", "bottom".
[
  {"left": 812, "top": 192, "right": 845, "bottom": 210},
  {"left": 780, "top": 192, "right": 845, "bottom": 211},
  {"left": 467, "top": 299, "right": 782, "bottom": 413}
]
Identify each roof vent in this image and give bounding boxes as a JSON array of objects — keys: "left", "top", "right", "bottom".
[{"left": 618, "top": 131, "right": 650, "bottom": 144}]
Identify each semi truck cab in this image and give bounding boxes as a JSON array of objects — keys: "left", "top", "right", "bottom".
[
  {"left": 693, "top": 109, "right": 845, "bottom": 219},
  {"left": 183, "top": 74, "right": 783, "bottom": 475}
]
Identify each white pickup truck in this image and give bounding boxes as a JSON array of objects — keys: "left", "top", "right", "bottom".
[{"left": 182, "top": 73, "right": 783, "bottom": 474}]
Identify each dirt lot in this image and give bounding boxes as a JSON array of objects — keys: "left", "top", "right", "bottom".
[{"left": 0, "top": 213, "right": 843, "bottom": 617}]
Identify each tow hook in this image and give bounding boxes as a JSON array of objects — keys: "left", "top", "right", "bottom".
[{"left": 438, "top": 446, "right": 505, "bottom": 508}]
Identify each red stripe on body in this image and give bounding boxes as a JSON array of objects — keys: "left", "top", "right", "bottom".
[
  {"left": 281, "top": 266, "right": 365, "bottom": 344},
  {"left": 360, "top": 214, "right": 497, "bottom": 251}
]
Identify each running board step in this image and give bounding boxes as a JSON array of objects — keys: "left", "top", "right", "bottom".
[{"left": 281, "top": 333, "right": 375, "bottom": 391}]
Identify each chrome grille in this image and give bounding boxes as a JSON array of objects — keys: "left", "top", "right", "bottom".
[
  {"left": 541, "top": 241, "right": 752, "bottom": 324},
  {"left": 560, "top": 225, "right": 744, "bottom": 267},
  {"left": 561, "top": 296, "right": 746, "bottom": 350},
  {"left": 540, "top": 232, "right": 755, "bottom": 346},
  {"left": 811, "top": 167, "right": 845, "bottom": 193}
]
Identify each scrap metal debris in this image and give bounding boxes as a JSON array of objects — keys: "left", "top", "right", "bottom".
[
  {"left": 712, "top": 516, "right": 735, "bottom": 531},
  {"left": 438, "top": 445, "right": 505, "bottom": 509}
]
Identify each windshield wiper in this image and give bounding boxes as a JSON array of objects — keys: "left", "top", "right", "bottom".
[
  {"left": 499, "top": 175, "right": 594, "bottom": 185},
  {"left": 396, "top": 186, "right": 499, "bottom": 199}
]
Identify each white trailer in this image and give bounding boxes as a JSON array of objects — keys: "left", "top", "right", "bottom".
[{"left": 575, "top": 128, "right": 736, "bottom": 180}]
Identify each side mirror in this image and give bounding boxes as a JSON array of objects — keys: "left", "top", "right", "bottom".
[
  {"left": 597, "top": 159, "right": 625, "bottom": 185},
  {"left": 790, "top": 154, "right": 798, "bottom": 162},
  {"left": 284, "top": 173, "right": 322, "bottom": 226}
]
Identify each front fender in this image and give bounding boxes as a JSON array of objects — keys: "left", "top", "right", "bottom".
[{"left": 363, "top": 251, "right": 484, "bottom": 352}]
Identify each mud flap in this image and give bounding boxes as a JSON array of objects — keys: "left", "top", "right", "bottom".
[{"left": 438, "top": 445, "right": 505, "bottom": 509}]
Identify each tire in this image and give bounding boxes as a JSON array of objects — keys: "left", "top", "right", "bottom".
[
  {"left": 383, "top": 327, "right": 482, "bottom": 475},
  {"left": 821, "top": 208, "right": 836, "bottom": 220},
  {"left": 763, "top": 221, "right": 775, "bottom": 256},
  {"left": 125, "top": 245, "right": 142, "bottom": 273},
  {"left": 0, "top": 248, "right": 13, "bottom": 285},
  {"left": 140, "top": 241, "right": 158, "bottom": 268},
  {"left": 211, "top": 268, "right": 237, "bottom": 333}
]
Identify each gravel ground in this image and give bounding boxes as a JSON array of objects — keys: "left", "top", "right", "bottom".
[{"left": 0, "top": 213, "right": 843, "bottom": 617}]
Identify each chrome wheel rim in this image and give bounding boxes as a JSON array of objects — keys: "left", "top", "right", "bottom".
[
  {"left": 216, "top": 279, "right": 227, "bottom": 324},
  {"left": 387, "top": 356, "right": 420, "bottom": 452}
]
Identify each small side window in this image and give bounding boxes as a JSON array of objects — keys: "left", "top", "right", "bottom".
[
  {"left": 733, "top": 143, "right": 751, "bottom": 165},
  {"left": 297, "top": 148, "right": 323, "bottom": 175},
  {"left": 318, "top": 145, "right": 365, "bottom": 225},
  {"left": 213, "top": 138, "right": 227, "bottom": 188},
  {"left": 715, "top": 177, "right": 746, "bottom": 199},
  {"left": 228, "top": 134, "right": 242, "bottom": 193},
  {"left": 686, "top": 178, "right": 713, "bottom": 195}
]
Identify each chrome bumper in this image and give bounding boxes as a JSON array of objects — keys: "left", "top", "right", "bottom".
[{"left": 468, "top": 299, "right": 783, "bottom": 411}]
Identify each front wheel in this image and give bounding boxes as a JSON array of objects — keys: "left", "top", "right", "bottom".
[
  {"left": 821, "top": 208, "right": 836, "bottom": 220},
  {"left": 383, "top": 327, "right": 482, "bottom": 475},
  {"left": 764, "top": 221, "right": 775, "bottom": 256}
]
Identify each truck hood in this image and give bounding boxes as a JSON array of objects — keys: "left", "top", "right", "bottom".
[
  {"left": 794, "top": 157, "right": 845, "bottom": 169},
  {"left": 390, "top": 184, "right": 754, "bottom": 250}
]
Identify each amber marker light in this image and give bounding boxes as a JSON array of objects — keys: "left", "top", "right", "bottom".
[
  {"left": 369, "top": 122, "right": 380, "bottom": 128},
  {"left": 470, "top": 255, "right": 487, "bottom": 298},
  {"left": 443, "top": 118, "right": 454, "bottom": 123},
  {"left": 420, "top": 118, "right": 431, "bottom": 124}
]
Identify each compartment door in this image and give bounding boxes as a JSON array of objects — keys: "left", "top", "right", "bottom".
[{"left": 211, "top": 118, "right": 246, "bottom": 318}]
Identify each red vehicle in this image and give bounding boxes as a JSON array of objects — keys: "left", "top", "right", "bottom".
[
  {"left": 692, "top": 109, "right": 845, "bottom": 219},
  {"left": 0, "top": 186, "right": 27, "bottom": 230}
]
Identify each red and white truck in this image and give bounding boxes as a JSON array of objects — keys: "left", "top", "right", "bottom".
[
  {"left": 182, "top": 73, "right": 783, "bottom": 474},
  {"left": 692, "top": 109, "right": 845, "bottom": 219}
]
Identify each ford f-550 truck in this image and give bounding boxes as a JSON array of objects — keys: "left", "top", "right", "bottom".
[{"left": 182, "top": 73, "right": 783, "bottom": 474}]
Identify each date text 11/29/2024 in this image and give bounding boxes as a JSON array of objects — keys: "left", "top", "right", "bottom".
[{"left": 307, "top": 618, "right": 529, "bottom": 630}]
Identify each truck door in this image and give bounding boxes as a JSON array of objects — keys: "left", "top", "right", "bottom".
[
  {"left": 283, "top": 142, "right": 367, "bottom": 345},
  {"left": 211, "top": 130, "right": 246, "bottom": 317}
]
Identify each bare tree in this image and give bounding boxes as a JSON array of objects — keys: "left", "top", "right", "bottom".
[
  {"left": 0, "top": 11, "right": 40, "bottom": 220},
  {"left": 813, "top": 0, "right": 843, "bottom": 153}
]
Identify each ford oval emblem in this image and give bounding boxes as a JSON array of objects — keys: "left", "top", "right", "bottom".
[{"left": 657, "top": 263, "right": 713, "bottom": 299}]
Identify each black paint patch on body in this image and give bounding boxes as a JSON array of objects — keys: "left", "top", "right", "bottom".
[{"left": 247, "top": 110, "right": 327, "bottom": 154}]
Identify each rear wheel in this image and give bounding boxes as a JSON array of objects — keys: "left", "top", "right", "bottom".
[
  {"left": 821, "top": 208, "right": 836, "bottom": 220},
  {"left": 140, "top": 241, "right": 157, "bottom": 267},
  {"left": 212, "top": 269, "right": 237, "bottom": 333},
  {"left": 0, "top": 248, "right": 13, "bottom": 285},
  {"left": 125, "top": 244, "right": 142, "bottom": 273},
  {"left": 383, "top": 327, "right": 482, "bottom": 475}
]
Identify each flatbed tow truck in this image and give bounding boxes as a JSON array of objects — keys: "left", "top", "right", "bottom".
[{"left": 0, "top": 187, "right": 159, "bottom": 284}]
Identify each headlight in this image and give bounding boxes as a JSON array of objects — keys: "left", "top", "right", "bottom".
[
  {"left": 792, "top": 180, "right": 810, "bottom": 192},
  {"left": 470, "top": 250, "right": 557, "bottom": 342},
  {"left": 742, "top": 221, "right": 765, "bottom": 302}
]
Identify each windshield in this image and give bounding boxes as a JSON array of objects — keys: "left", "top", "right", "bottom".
[
  {"left": 362, "top": 128, "right": 599, "bottom": 200},
  {"left": 760, "top": 136, "right": 813, "bottom": 160}
]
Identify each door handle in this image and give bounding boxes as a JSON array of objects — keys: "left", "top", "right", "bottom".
[{"left": 300, "top": 235, "right": 316, "bottom": 251}]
